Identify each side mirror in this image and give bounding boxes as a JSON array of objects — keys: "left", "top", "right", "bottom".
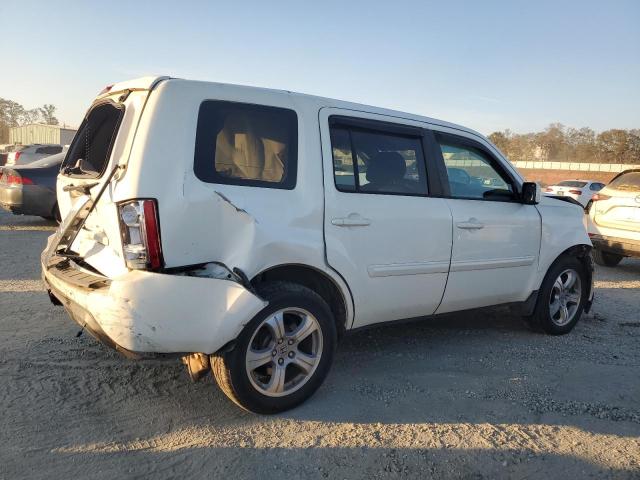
[{"left": 521, "top": 182, "right": 540, "bottom": 205}]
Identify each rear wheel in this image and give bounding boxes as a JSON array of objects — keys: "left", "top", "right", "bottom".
[
  {"left": 526, "top": 255, "right": 587, "bottom": 335},
  {"left": 211, "top": 281, "right": 337, "bottom": 414},
  {"left": 593, "top": 249, "right": 623, "bottom": 267}
]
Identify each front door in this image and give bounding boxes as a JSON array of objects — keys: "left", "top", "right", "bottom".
[
  {"left": 432, "top": 130, "right": 541, "bottom": 313},
  {"left": 320, "top": 109, "right": 453, "bottom": 328}
]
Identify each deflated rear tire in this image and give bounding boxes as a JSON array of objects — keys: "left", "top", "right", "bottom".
[
  {"left": 211, "top": 281, "right": 337, "bottom": 414},
  {"left": 526, "top": 255, "right": 587, "bottom": 335}
]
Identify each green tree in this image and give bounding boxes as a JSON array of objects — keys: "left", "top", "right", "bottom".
[{"left": 38, "top": 104, "right": 59, "bottom": 125}]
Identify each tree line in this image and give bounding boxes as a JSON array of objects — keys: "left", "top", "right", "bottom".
[
  {"left": 0, "top": 98, "right": 59, "bottom": 143},
  {"left": 488, "top": 123, "right": 640, "bottom": 164}
]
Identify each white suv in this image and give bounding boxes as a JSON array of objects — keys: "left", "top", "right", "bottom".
[
  {"left": 42, "top": 77, "right": 594, "bottom": 413},
  {"left": 587, "top": 169, "right": 640, "bottom": 266}
]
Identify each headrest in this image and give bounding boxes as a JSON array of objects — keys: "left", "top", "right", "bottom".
[{"left": 366, "top": 151, "right": 406, "bottom": 184}]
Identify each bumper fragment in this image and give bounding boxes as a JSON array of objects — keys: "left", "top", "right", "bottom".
[{"left": 42, "top": 254, "right": 267, "bottom": 355}]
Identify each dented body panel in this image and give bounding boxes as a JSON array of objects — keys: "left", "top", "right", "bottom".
[{"left": 43, "top": 247, "right": 266, "bottom": 355}]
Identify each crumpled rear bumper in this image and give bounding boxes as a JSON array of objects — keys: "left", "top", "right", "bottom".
[{"left": 43, "top": 253, "right": 267, "bottom": 356}]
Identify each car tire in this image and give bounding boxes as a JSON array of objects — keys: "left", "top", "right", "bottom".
[
  {"left": 526, "top": 255, "right": 587, "bottom": 335},
  {"left": 592, "top": 249, "right": 623, "bottom": 267},
  {"left": 211, "top": 281, "right": 337, "bottom": 414}
]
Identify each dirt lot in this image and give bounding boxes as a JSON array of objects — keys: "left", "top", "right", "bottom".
[{"left": 1, "top": 209, "right": 639, "bottom": 479}]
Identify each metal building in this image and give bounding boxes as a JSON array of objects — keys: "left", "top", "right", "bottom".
[{"left": 9, "top": 124, "right": 77, "bottom": 146}]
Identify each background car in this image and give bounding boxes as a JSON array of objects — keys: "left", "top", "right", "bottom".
[
  {"left": 544, "top": 180, "right": 605, "bottom": 207},
  {"left": 0, "top": 152, "right": 64, "bottom": 221},
  {"left": 4, "top": 144, "right": 64, "bottom": 166},
  {"left": 0, "top": 144, "right": 19, "bottom": 166},
  {"left": 587, "top": 169, "right": 640, "bottom": 266}
]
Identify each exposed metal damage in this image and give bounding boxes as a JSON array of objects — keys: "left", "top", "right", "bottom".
[
  {"left": 167, "top": 261, "right": 259, "bottom": 295},
  {"left": 182, "top": 353, "right": 211, "bottom": 382}
]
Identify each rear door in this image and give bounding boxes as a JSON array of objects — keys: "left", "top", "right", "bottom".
[
  {"left": 56, "top": 86, "right": 154, "bottom": 277},
  {"left": 431, "top": 130, "right": 541, "bottom": 313},
  {"left": 320, "top": 109, "right": 453, "bottom": 328}
]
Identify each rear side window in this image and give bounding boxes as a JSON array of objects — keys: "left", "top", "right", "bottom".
[
  {"left": 62, "top": 101, "right": 124, "bottom": 177},
  {"left": 329, "top": 124, "right": 428, "bottom": 195},
  {"left": 194, "top": 101, "right": 298, "bottom": 189}
]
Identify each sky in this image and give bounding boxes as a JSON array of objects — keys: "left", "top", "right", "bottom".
[{"left": 1, "top": 0, "right": 638, "bottom": 135}]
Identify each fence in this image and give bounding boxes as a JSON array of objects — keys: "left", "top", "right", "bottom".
[{"left": 511, "top": 161, "right": 639, "bottom": 173}]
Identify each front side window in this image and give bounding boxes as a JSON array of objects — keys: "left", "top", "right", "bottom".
[
  {"left": 589, "top": 182, "right": 604, "bottom": 191},
  {"left": 194, "top": 101, "right": 298, "bottom": 189},
  {"left": 330, "top": 123, "right": 428, "bottom": 195},
  {"left": 437, "top": 135, "right": 515, "bottom": 201}
]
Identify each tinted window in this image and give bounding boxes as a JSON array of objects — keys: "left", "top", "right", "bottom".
[
  {"left": 557, "top": 181, "right": 588, "bottom": 188},
  {"left": 194, "top": 101, "right": 298, "bottom": 189},
  {"left": 36, "top": 146, "right": 62, "bottom": 155},
  {"left": 330, "top": 124, "right": 428, "bottom": 195},
  {"left": 62, "top": 102, "right": 124, "bottom": 177},
  {"left": 437, "top": 135, "right": 515, "bottom": 201},
  {"left": 589, "top": 183, "right": 604, "bottom": 191},
  {"left": 608, "top": 171, "right": 640, "bottom": 191}
]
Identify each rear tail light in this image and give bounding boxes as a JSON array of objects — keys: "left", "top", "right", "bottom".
[
  {"left": 592, "top": 193, "right": 611, "bottom": 202},
  {"left": 118, "top": 199, "right": 163, "bottom": 270},
  {"left": 13, "top": 152, "right": 21, "bottom": 162},
  {"left": 544, "top": 187, "right": 553, "bottom": 192},
  {"left": 569, "top": 189, "right": 582, "bottom": 195},
  {"left": 6, "top": 174, "right": 33, "bottom": 185}
]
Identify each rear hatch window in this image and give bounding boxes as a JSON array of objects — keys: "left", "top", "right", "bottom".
[
  {"left": 608, "top": 171, "right": 640, "bottom": 191},
  {"left": 557, "top": 181, "right": 587, "bottom": 188},
  {"left": 61, "top": 101, "right": 124, "bottom": 178}
]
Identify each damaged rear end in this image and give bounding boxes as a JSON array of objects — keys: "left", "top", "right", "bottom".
[{"left": 42, "top": 77, "right": 266, "bottom": 357}]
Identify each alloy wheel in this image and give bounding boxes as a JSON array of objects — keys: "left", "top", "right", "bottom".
[
  {"left": 245, "top": 308, "right": 323, "bottom": 397},
  {"left": 548, "top": 268, "right": 582, "bottom": 326}
]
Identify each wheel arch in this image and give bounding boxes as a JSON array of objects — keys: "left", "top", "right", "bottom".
[
  {"left": 535, "top": 243, "right": 594, "bottom": 314},
  {"left": 251, "top": 264, "right": 353, "bottom": 338}
]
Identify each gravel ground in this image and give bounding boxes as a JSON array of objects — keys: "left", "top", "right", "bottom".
[{"left": 1, "top": 209, "right": 639, "bottom": 479}]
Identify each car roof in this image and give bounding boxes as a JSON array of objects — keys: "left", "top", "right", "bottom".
[{"left": 147, "top": 76, "right": 491, "bottom": 144}]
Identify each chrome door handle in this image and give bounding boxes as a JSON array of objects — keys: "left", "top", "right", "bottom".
[
  {"left": 456, "top": 219, "right": 484, "bottom": 230},
  {"left": 331, "top": 214, "right": 371, "bottom": 227}
]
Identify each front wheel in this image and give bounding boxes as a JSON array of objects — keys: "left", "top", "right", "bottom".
[
  {"left": 593, "top": 249, "right": 623, "bottom": 267},
  {"left": 526, "top": 255, "right": 587, "bottom": 335},
  {"left": 211, "top": 281, "right": 337, "bottom": 414}
]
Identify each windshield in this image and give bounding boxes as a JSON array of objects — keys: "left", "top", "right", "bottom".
[
  {"left": 557, "top": 181, "right": 587, "bottom": 187},
  {"left": 608, "top": 171, "right": 640, "bottom": 191}
]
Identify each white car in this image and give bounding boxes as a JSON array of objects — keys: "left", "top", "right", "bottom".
[
  {"left": 5, "top": 144, "right": 65, "bottom": 166},
  {"left": 42, "top": 77, "right": 594, "bottom": 413},
  {"left": 544, "top": 180, "right": 606, "bottom": 207},
  {"left": 587, "top": 169, "right": 640, "bottom": 266}
]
